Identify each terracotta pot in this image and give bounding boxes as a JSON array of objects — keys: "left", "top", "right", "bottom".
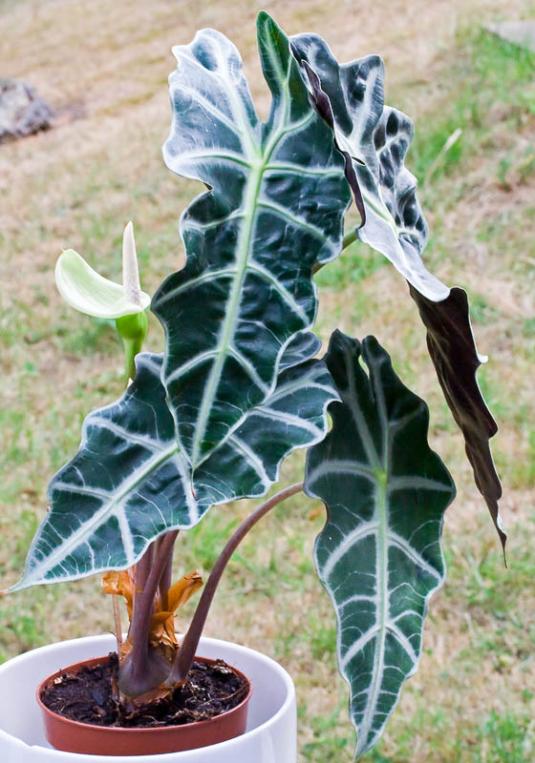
[
  {"left": 0, "top": 634, "right": 297, "bottom": 762},
  {"left": 37, "top": 655, "right": 251, "bottom": 757}
]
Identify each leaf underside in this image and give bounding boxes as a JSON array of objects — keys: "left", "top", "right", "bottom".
[
  {"left": 290, "top": 33, "right": 504, "bottom": 548},
  {"left": 305, "top": 331, "right": 455, "bottom": 758},
  {"left": 15, "top": 335, "right": 336, "bottom": 589},
  {"left": 410, "top": 286, "right": 504, "bottom": 548},
  {"left": 152, "top": 13, "right": 350, "bottom": 477}
]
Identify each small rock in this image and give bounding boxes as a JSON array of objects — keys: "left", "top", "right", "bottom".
[
  {"left": 485, "top": 20, "right": 535, "bottom": 54},
  {"left": 0, "top": 78, "right": 54, "bottom": 144}
]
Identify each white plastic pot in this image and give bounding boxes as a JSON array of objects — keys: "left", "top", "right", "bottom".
[{"left": 0, "top": 634, "right": 297, "bottom": 762}]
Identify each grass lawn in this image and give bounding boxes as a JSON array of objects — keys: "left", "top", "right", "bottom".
[{"left": 0, "top": 0, "right": 534, "bottom": 760}]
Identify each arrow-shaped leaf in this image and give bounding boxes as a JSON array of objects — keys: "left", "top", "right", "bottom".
[
  {"left": 14, "top": 335, "right": 336, "bottom": 589},
  {"left": 152, "top": 14, "right": 350, "bottom": 473},
  {"left": 290, "top": 35, "right": 447, "bottom": 301},
  {"left": 305, "top": 331, "right": 455, "bottom": 758},
  {"left": 289, "top": 34, "right": 504, "bottom": 548}
]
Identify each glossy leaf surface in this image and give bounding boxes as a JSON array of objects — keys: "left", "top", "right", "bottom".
[
  {"left": 290, "top": 35, "right": 448, "bottom": 301},
  {"left": 15, "top": 337, "right": 336, "bottom": 589},
  {"left": 410, "top": 286, "right": 505, "bottom": 548},
  {"left": 305, "top": 331, "right": 455, "bottom": 758},
  {"left": 152, "top": 14, "right": 350, "bottom": 473}
]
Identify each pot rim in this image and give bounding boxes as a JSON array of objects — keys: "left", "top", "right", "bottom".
[
  {"left": 36, "top": 653, "right": 252, "bottom": 736},
  {"left": 0, "top": 634, "right": 296, "bottom": 758}
]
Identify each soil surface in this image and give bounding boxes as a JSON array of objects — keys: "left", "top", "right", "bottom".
[{"left": 41, "top": 653, "right": 249, "bottom": 727}]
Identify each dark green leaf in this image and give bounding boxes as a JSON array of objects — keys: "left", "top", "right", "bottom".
[
  {"left": 152, "top": 14, "right": 350, "bottom": 477},
  {"left": 305, "top": 331, "right": 455, "bottom": 758},
  {"left": 15, "top": 336, "right": 336, "bottom": 588}
]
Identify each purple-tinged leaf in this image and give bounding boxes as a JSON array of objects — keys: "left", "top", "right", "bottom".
[{"left": 410, "top": 286, "right": 505, "bottom": 551}]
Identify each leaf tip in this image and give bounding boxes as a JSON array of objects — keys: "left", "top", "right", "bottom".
[
  {"left": 256, "top": 9, "right": 273, "bottom": 27},
  {"left": 256, "top": 9, "right": 284, "bottom": 48},
  {"left": 6, "top": 575, "right": 29, "bottom": 595}
]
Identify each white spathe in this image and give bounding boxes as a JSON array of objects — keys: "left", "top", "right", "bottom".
[
  {"left": 55, "top": 223, "right": 150, "bottom": 320},
  {"left": 0, "top": 635, "right": 296, "bottom": 763}
]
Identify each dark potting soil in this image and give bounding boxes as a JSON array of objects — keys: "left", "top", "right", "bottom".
[{"left": 40, "top": 653, "right": 249, "bottom": 728}]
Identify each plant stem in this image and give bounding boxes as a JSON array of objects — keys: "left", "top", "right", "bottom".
[
  {"left": 168, "top": 482, "right": 304, "bottom": 685},
  {"left": 116, "top": 312, "right": 149, "bottom": 382},
  {"left": 313, "top": 230, "right": 358, "bottom": 274},
  {"left": 122, "top": 335, "right": 142, "bottom": 381},
  {"left": 158, "top": 532, "right": 177, "bottom": 611},
  {"left": 342, "top": 229, "right": 357, "bottom": 249},
  {"left": 127, "top": 531, "right": 178, "bottom": 675}
]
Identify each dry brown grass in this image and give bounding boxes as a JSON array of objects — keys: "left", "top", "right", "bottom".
[{"left": 0, "top": 0, "right": 534, "bottom": 760}]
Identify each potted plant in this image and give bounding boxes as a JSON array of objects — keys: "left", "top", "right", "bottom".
[{"left": 0, "top": 11, "right": 504, "bottom": 761}]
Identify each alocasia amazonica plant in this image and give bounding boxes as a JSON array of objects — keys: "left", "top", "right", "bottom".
[{"left": 9, "top": 12, "right": 504, "bottom": 758}]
